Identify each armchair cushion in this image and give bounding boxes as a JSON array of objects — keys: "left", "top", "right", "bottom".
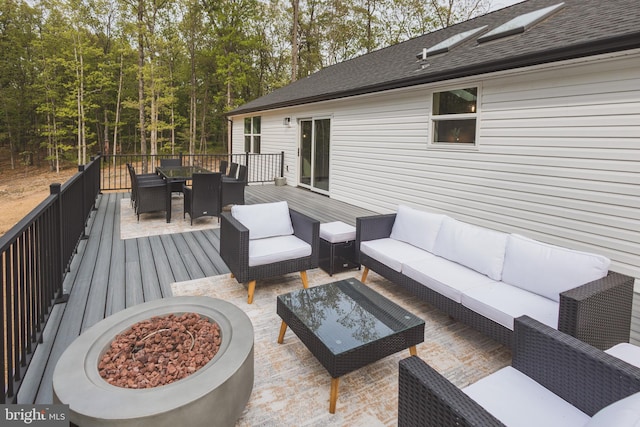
[
  {"left": 502, "top": 234, "right": 610, "bottom": 302},
  {"left": 389, "top": 204, "right": 445, "bottom": 252},
  {"left": 462, "top": 366, "right": 590, "bottom": 427},
  {"left": 433, "top": 217, "right": 508, "bottom": 281},
  {"left": 231, "top": 201, "right": 294, "bottom": 240},
  {"left": 586, "top": 392, "right": 640, "bottom": 427},
  {"left": 248, "top": 235, "right": 312, "bottom": 267}
]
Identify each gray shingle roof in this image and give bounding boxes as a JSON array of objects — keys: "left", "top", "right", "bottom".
[{"left": 230, "top": 0, "right": 640, "bottom": 115}]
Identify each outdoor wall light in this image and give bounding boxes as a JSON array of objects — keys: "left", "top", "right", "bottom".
[{"left": 283, "top": 117, "right": 291, "bottom": 127}]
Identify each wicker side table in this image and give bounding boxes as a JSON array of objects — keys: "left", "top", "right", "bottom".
[{"left": 319, "top": 221, "right": 359, "bottom": 276}]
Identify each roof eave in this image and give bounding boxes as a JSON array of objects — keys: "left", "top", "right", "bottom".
[{"left": 227, "top": 32, "right": 640, "bottom": 117}]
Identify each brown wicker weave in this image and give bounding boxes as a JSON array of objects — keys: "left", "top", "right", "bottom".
[
  {"left": 398, "top": 315, "right": 640, "bottom": 427},
  {"left": 356, "top": 214, "right": 634, "bottom": 350}
]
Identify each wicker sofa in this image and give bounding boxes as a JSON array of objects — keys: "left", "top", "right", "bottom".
[
  {"left": 398, "top": 315, "right": 640, "bottom": 427},
  {"left": 356, "top": 205, "right": 634, "bottom": 349}
]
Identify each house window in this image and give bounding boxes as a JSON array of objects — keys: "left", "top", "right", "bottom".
[
  {"left": 244, "top": 116, "right": 261, "bottom": 153},
  {"left": 431, "top": 87, "right": 478, "bottom": 145}
]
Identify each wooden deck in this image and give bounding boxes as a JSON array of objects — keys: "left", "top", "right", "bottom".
[
  {"left": 18, "top": 184, "right": 375, "bottom": 404},
  {"left": 17, "top": 184, "right": 640, "bottom": 404}
]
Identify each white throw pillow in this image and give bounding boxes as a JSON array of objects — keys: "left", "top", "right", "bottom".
[
  {"left": 501, "top": 234, "right": 610, "bottom": 302},
  {"left": 389, "top": 205, "right": 445, "bottom": 253},
  {"left": 432, "top": 217, "right": 508, "bottom": 281},
  {"left": 231, "top": 201, "right": 294, "bottom": 240},
  {"left": 586, "top": 392, "right": 640, "bottom": 427}
]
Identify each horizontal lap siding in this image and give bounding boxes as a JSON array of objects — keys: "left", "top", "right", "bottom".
[{"left": 232, "top": 53, "right": 639, "bottom": 281}]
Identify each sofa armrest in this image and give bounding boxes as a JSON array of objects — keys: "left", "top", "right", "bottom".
[
  {"left": 220, "top": 212, "right": 250, "bottom": 282},
  {"left": 398, "top": 356, "right": 504, "bottom": 427},
  {"left": 513, "top": 315, "right": 640, "bottom": 416},
  {"left": 356, "top": 214, "right": 396, "bottom": 262},
  {"left": 290, "top": 208, "right": 320, "bottom": 265},
  {"left": 558, "top": 271, "right": 634, "bottom": 350}
]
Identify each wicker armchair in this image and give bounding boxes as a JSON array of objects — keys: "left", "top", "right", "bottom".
[
  {"left": 398, "top": 316, "right": 640, "bottom": 427},
  {"left": 220, "top": 202, "right": 320, "bottom": 303},
  {"left": 183, "top": 172, "right": 222, "bottom": 224}
]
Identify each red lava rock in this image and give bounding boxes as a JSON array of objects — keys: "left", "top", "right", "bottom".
[{"left": 99, "top": 313, "right": 220, "bottom": 388}]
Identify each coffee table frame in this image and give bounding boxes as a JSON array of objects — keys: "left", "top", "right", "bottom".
[{"left": 277, "top": 278, "right": 425, "bottom": 413}]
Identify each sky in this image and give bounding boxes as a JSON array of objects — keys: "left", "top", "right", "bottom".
[{"left": 490, "top": 0, "right": 526, "bottom": 11}]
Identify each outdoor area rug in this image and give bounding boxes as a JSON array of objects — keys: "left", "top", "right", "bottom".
[
  {"left": 120, "top": 196, "right": 220, "bottom": 239},
  {"left": 170, "top": 268, "right": 512, "bottom": 426}
]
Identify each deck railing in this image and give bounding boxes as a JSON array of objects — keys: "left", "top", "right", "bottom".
[
  {"left": 0, "top": 156, "right": 101, "bottom": 403},
  {"left": 100, "top": 152, "right": 284, "bottom": 191}
]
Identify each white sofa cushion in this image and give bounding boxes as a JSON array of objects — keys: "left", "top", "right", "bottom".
[
  {"left": 231, "top": 201, "right": 294, "bottom": 240},
  {"left": 360, "top": 238, "right": 434, "bottom": 272},
  {"left": 461, "top": 282, "right": 559, "bottom": 330},
  {"left": 463, "top": 366, "right": 590, "bottom": 427},
  {"left": 605, "top": 343, "right": 640, "bottom": 368},
  {"left": 586, "top": 392, "right": 640, "bottom": 427},
  {"left": 403, "top": 257, "right": 497, "bottom": 303},
  {"left": 389, "top": 205, "right": 445, "bottom": 253},
  {"left": 501, "top": 234, "right": 610, "bottom": 302},
  {"left": 432, "top": 217, "right": 508, "bottom": 281},
  {"left": 248, "top": 235, "right": 311, "bottom": 267}
]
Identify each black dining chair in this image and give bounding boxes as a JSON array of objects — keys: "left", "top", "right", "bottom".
[
  {"left": 221, "top": 165, "right": 247, "bottom": 207},
  {"left": 183, "top": 172, "right": 222, "bottom": 224},
  {"left": 219, "top": 160, "right": 228, "bottom": 175}
]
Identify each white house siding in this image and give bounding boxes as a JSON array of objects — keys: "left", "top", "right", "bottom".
[{"left": 230, "top": 52, "right": 640, "bottom": 283}]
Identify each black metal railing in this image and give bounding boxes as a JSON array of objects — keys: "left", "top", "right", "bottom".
[
  {"left": 100, "top": 152, "right": 284, "bottom": 191},
  {"left": 0, "top": 156, "right": 101, "bottom": 403}
]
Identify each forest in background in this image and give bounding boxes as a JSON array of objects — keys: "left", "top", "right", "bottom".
[{"left": 0, "top": 0, "right": 492, "bottom": 172}]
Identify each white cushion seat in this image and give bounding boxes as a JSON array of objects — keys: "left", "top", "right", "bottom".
[
  {"left": 360, "top": 238, "right": 434, "bottom": 272},
  {"left": 402, "top": 257, "right": 497, "bottom": 303},
  {"left": 605, "top": 343, "right": 640, "bottom": 368},
  {"left": 461, "top": 282, "right": 559, "bottom": 330},
  {"left": 248, "top": 235, "right": 312, "bottom": 267},
  {"left": 463, "top": 366, "right": 590, "bottom": 427},
  {"left": 320, "top": 221, "right": 356, "bottom": 243}
]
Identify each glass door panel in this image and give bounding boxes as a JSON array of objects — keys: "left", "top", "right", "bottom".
[
  {"left": 299, "top": 118, "right": 330, "bottom": 192},
  {"left": 313, "top": 119, "right": 330, "bottom": 192},
  {"left": 300, "top": 120, "right": 312, "bottom": 186}
]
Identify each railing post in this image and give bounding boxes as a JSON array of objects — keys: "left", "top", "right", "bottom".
[
  {"left": 50, "top": 183, "right": 67, "bottom": 303},
  {"left": 280, "top": 151, "right": 285, "bottom": 178},
  {"left": 245, "top": 151, "right": 250, "bottom": 178},
  {"left": 78, "top": 164, "right": 88, "bottom": 239}
]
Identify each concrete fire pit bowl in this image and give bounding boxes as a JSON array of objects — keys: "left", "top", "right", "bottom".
[{"left": 53, "top": 296, "right": 254, "bottom": 427}]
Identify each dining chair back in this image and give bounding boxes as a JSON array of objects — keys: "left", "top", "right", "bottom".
[{"left": 183, "top": 173, "right": 222, "bottom": 224}]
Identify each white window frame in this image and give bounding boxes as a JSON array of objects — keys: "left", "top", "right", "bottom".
[
  {"left": 243, "top": 116, "right": 261, "bottom": 153},
  {"left": 429, "top": 86, "right": 480, "bottom": 149}
]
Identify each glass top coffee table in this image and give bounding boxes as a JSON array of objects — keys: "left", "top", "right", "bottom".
[{"left": 276, "top": 277, "right": 425, "bottom": 413}]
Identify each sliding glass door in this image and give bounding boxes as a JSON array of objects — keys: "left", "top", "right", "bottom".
[{"left": 299, "top": 118, "right": 331, "bottom": 193}]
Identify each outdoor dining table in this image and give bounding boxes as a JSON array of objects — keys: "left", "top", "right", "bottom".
[{"left": 156, "top": 165, "right": 212, "bottom": 222}]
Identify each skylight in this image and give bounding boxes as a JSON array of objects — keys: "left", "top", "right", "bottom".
[
  {"left": 478, "top": 2, "right": 565, "bottom": 43},
  {"left": 418, "top": 26, "right": 488, "bottom": 59}
]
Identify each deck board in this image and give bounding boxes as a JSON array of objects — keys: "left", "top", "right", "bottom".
[{"left": 19, "top": 184, "right": 639, "bottom": 404}]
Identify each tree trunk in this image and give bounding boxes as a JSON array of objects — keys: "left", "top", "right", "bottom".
[{"left": 138, "top": 0, "right": 148, "bottom": 172}]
